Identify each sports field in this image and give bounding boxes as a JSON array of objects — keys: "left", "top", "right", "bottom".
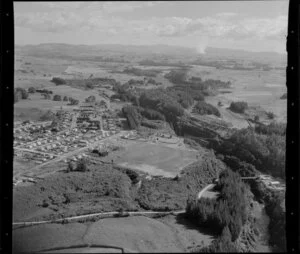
[{"left": 115, "top": 142, "right": 198, "bottom": 177}]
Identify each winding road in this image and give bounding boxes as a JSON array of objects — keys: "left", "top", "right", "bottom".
[{"left": 197, "top": 184, "right": 215, "bottom": 200}]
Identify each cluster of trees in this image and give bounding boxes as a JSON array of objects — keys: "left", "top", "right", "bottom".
[
  {"left": 122, "top": 105, "right": 168, "bottom": 130},
  {"left": 121, "top": 67, "right": 159, "bottom": 77},
  {"left": 39, "top": 110, "right": 56, "bottom": 121},
  {"left": 14, "top": 88, "right": 28, "bottom": 103},
  {"left": 140, "top": 108, "right": 165, "bottom": 121},
  {"left": 164, "top": 68, "right": 188, "bottom": 85},
  {"left": 28, "top": 87, "right": 36, "bottom": 93},
  {"left": 67, "top": 159, "right": 89, "bottom": 172},
  {"left": 193, "top": 101, "right": 221, "bottom": 117},
  {"left": 221, "top": 155, "right": 259, "bottom": 177},
  {"left": 255, "top": 122, "right": 286, "bottom": 136},
  {"left": 82, "top": 77, "right": 119, "bottom": 90},
  {"left": 229, "top": 101, "right": 248, "bottom": 114},
  {"left": 139, "top": 89, "right": 185, "bottom": 125},
  {"left": 139, "top": 59, "right": 186, "bottom": 67},
  {"left": 212, "top": 127, "right": 285, "bottom": 178},
  {"left": 111, "top": 83, "right": 138, "bottom": 103},
  {"left": 52, "top": 95, "right": 69, "bottom": 102},
  {"left": 166, "top": 87, "right": 194, "bottom": 109},
  {"left": 36, "top": 89, "right": 53, "bottom": 94},
  {"left": 122, "top": 105, "right": 142, "bottom": 129},
  {"left": 266, "top": 111, "right": 275, "bottom": 119},
  {"left": 198, "top": 226, "right": 238, "bottom": 252},
  {"left": 51, "top": 77, "right": 66, "bottom": 85},
  {"left": 43, "top": 93, "right": 51, "bottom": 100},
  {"left": 250, "top": 180, "right": 286, "bottom": 252},
  {"left": 186, "top": 169, "right": 250, "bottom": 245},
  {"left": 265, "top": 191, "right": 286, "bottom": 252},
  {"left": 53, "top": 95, "right": 62, "bottom": 101},
  {"left": 69, "top": 97, "right": 79, "bottom": 105},
  {"left": 85, "top": 95, "right": 96, "bottom": 103},
  {"left": 202, "top": 79, "right": 231, "bottom": 89},
  {"left": 165, "top": 69, "right": 230, "bottom": 91},
  {"left": 172, "top": 85, "right": 205, "bottom": 102}
]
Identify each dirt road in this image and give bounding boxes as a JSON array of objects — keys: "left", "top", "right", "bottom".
[{"left": 197, "top": 184, "right": 215, "bottom": 200}]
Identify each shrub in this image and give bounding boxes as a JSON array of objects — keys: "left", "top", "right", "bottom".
[
  {"left": 266, "top": 111, "right": 275, "bottom": 119},
  {"left": 53, "top": 95, "right": 62, "bottom": 101},
  {"left": 76, "top": 159, "right": 89, "bottom": 172},
  {"left": 86, "top": 82, "right": 94, "bottom": 89},
  {"left": 140, "top": 108, "right": 166, "bottom": 121},
  {"left": 51, "top": 77, "right": 66, "bottom": 85},
  {"left": 193, "top": 101, "right": 221, "bottom": 117},
  {"left": 28, "top": 87, "right": 36, "bottom": 93},
  {"left": 255, "top": 122, "right": 286, "bottom": 136},
  {"left": 43, "top": 93, "right": 51, "bottom": 100},
  {"left": 69, "top": 98, "right": 79, "bottom": 105},
  {"left": 16, "top": 88, "right": 29, "bottom": 99},
  {"left": 67, "top": 161, "right": 76, "bottom": 172},
  {"left": 14, "top": 90, "right": 22, "bottom": 103},
  {"left": 63, "top": 96, "right": 68, "bottom": 101},
  {"left": 280, "top": 93, "right": 287, "bottom": 99},
  {"left": 85, "top": 95, "right": 96, "bottom": 103},
  {"left": 229, "top": 101, "right": 248, "bottom": 114}
]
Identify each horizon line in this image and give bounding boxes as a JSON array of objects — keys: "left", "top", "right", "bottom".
[{"left": 15, "top": 42, "right": 286, "bottom": 55}]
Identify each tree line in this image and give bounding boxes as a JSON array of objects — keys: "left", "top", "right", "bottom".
[{"left": 185, "top": 169, "right": 251, "bottom": 252}]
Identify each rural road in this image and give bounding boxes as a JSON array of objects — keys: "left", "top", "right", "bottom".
[
  {"left": 12, "top": 210, "right": 185, "bottom": 227},
  {"left": 197, "top": 184, "right": 215, "bottom": 200}
]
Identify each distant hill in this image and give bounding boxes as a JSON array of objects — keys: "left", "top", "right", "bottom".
[
  {"left": 15, "top": 43, "right": 196, "bottom": 58},
  {"left": 204, "top": 47, "right": 286, "bottom": 63},
  {"left": 15, "top": 43, "right": 286, "bottom": 65}
]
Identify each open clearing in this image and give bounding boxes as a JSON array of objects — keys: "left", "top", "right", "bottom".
[
  {"left": 13, "top": 215, "right": 214, "bottom": 253},
  {"left": 114, "top": 142, "right": 198, "bottom": 177},
  {"left": 189, "top": 65, "right": 287, "bottom": 122}
]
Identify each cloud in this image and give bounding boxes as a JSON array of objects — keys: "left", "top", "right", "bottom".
[
  {"left": 215, "top": 12, "right": 238, "bottom": 18},
  {"left": 14, "top": 2, "right": 287, "bottom": 43},
  {"left": 15, "top": 11, "right": 84, "bottom": 33},
  {"left": 152, "top": 14, "right": 287, "bottom": 40}
]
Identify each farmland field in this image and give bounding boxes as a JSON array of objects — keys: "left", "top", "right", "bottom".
[{"left": 189, "top": 65, "right": 287, "bottom": 122}]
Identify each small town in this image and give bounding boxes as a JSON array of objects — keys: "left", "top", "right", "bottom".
[{"left": 13, "top": 99, "right": 130, "bottom": 185}]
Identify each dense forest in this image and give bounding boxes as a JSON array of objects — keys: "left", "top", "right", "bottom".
[
  {"left": 186, "top": 169, "right": 251, "bottom": 252},
  {"left": 211, "top": 125, "right": 285, "bottom": 178}
]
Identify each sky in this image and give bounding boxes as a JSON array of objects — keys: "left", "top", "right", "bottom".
[{"left": 14, "top": 1, "right": 289, "bottom": 53}]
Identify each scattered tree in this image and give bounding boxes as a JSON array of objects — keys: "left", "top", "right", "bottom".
[
  {"left": 51, "top": 77, "right": 66, "bottom": 85},
  {"left": 28, "top": 87, "right": 36, "bottom": 93},
  {"left": 229, "top": 101, "right": 248, "bottom": 114},
  {"left": 266, "top": 111, "right": 275, "bottom": 119},
  {"left": 85, "top": 95, "right": 96, "bottom": 103},
  {"left": 53, "top": 95, "right": 62, "bottom": 101}
]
